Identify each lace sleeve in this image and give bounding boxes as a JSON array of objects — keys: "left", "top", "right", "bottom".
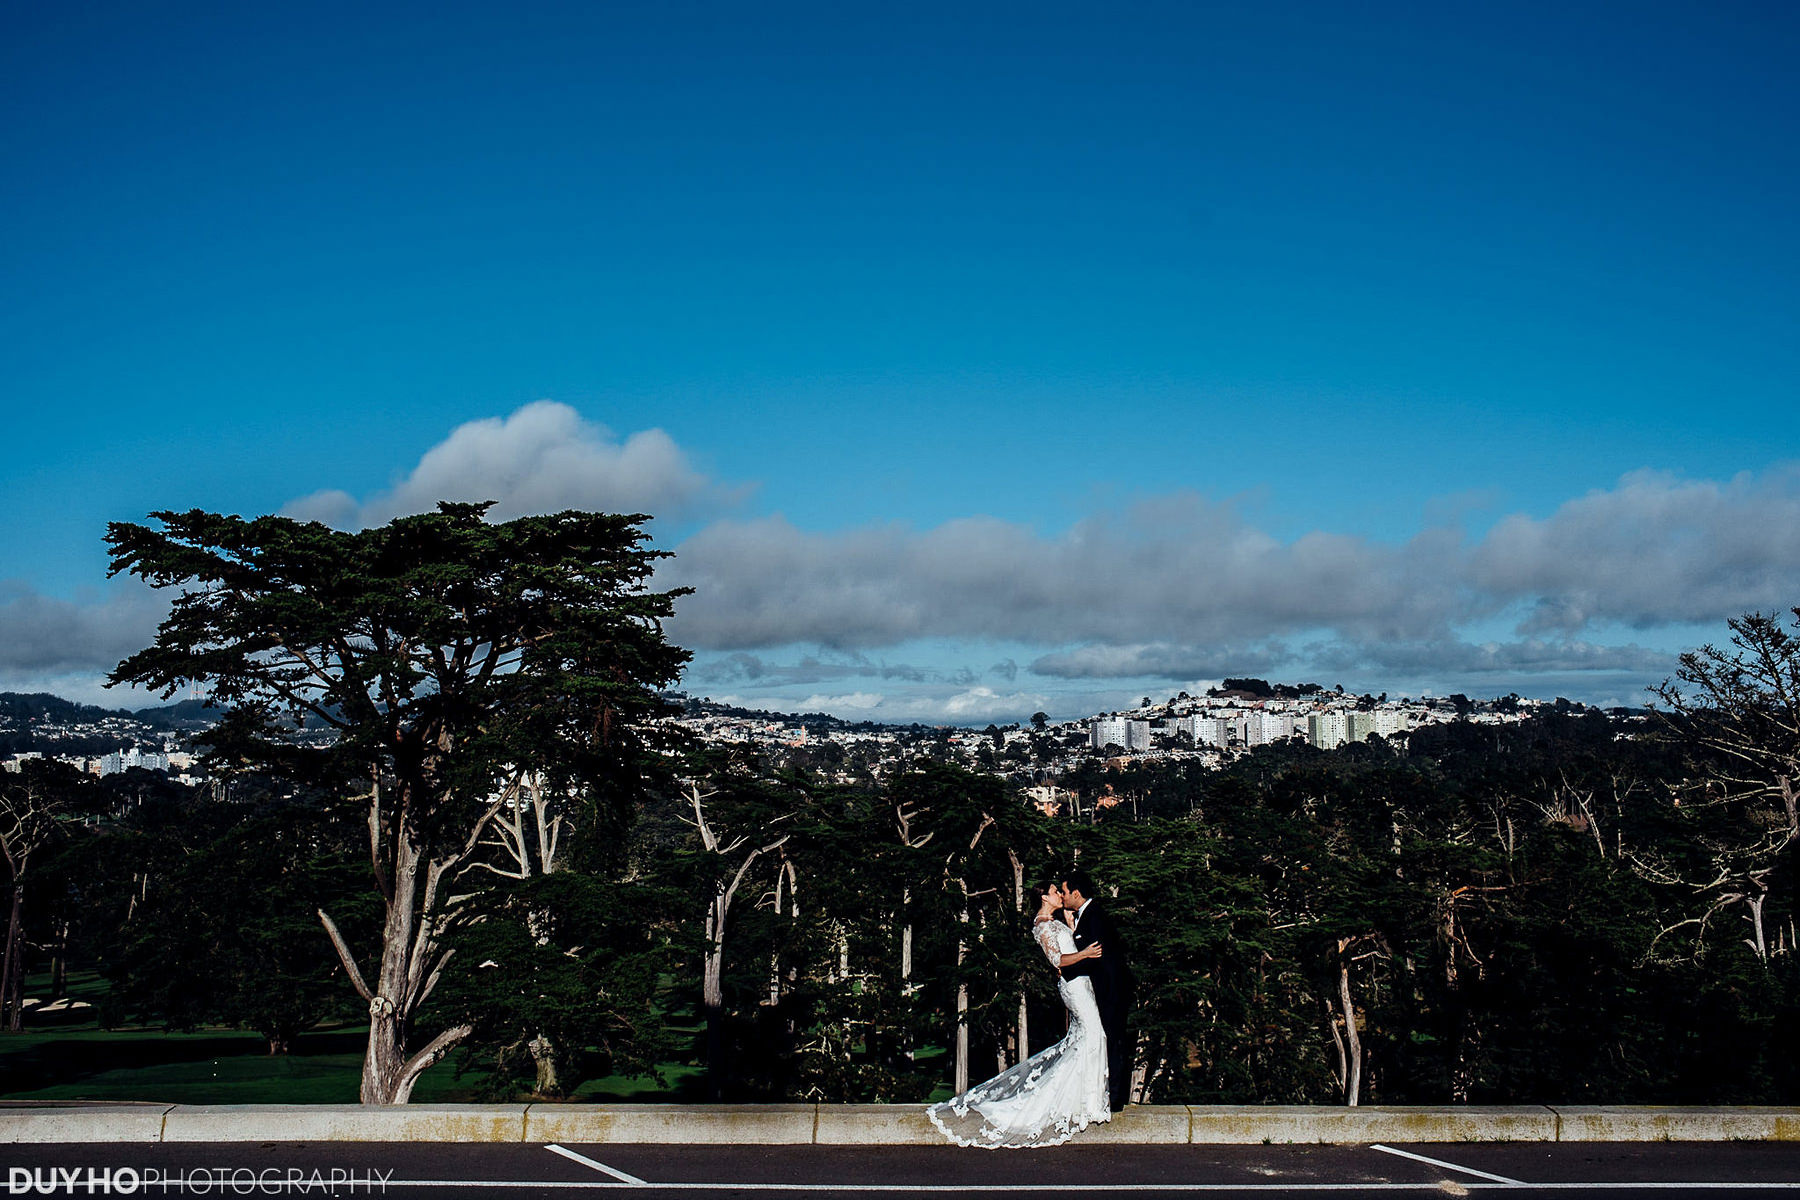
[{"left": 1033, "top": 919, "right": 1063, "bottom": 967}]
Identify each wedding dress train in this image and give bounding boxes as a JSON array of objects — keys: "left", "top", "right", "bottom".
[{"left": 926, "top": 917, "right": 1110, "bottom": 1149}]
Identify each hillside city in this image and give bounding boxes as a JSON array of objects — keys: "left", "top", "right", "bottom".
[{"left": 2, "top": 683, "right": 1623, "bottom": 801}]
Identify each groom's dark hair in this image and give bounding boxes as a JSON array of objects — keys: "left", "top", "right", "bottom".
[{"left": 1062, "top": 866, "right": 1098, "bottom": 898}]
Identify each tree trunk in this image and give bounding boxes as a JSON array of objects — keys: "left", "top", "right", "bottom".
[
  {"left": 768, "top": 863, "right": 785, "bottom": 1007},
  {"left": 702, "top": 894, "right": 726, "bottom": 1102},
  {"left": 1747, "top": 892, "right": 1769, "bottom": 963},
  {"left": 361, "top": 826, "right": 423, "bottom": 1104},
  {"left": 1325, "top": 996, "right": 1347, "bottom": 1097},
  {"left": 1010, "top": 849, "right": 1027, "bottom": 1065},
  {"left": 954, "top": 880, "right": 970, "bottom": 1095},
  {"left": 1780, "top": 775, "right": 1797, "bottom": 942},
  {"left": 49, "top": 920, "right": 67, "bottom": 1000},
  {"left": 530, "top": 1033, "right": 559, "bottom": 1095},
  {"left": 321, "top": 808, "right": 471, "bottom": 1105},
  {"left": 1444, "top": 900, "right": 1471, "bottom": 1104},
  {"left": 1337, "top": 941, "right": 1363, "bottom": 1107},
  {"left": 684, "top": 785, "right": 786, "bottom": 1103},
  {"left": 900, "top": 889, "right": 915, "bottom": 1063},
  {"left": 697, "top": 839, "right": 783, "bottom": 1100},
  {"left": 2, "top": 884, "right": 22, "bottom": 1033}
]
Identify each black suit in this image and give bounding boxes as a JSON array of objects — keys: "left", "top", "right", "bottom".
[{"left": 1061, "top": 899, "right": 1133, "bottom": 1110}]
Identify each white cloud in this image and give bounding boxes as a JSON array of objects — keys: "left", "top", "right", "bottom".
[
  {"left": 1310, "top": 636, "right": 1674, "bottom": 677},
  {"left": 709, "top": 685, "right": 1055, "bottom": 724},
  {"left": 1469, "top": 466, "right": 1800, "bottom": 633},
  {"left": 1029, "top": 641, "right": 1294, "bottom": 680},
  {"left": 664, "top": 499, "right": 1464, "bottom": 651},
  {"left": 691, "top": 651, "right": 933, "bottom": 686},
  {"left": 0, "top": 579, "right": 166, "bottom": 678},
  {"left": 19, "top": 436, "right": 1799, "bottom": 715},
  {"left": 796, "top": 691, "right": 884, "bottom": 711},
  {"left": 939, "top": 686, "right": 1052, "bottom": 720},
  {"left": 285, "top": 401, "right": 743, "bottom": 528},
  {"left": 665, "top": 466, "right": 1800, "bottom": 681}
]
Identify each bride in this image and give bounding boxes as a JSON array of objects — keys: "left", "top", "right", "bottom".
[{"left": 927, "top": 882, "right": 1111, "bottom": 1148}]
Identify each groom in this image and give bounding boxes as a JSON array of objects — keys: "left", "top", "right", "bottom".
[{"left": 1059, "top": 867, "right": 1134, "bottom": 1111}]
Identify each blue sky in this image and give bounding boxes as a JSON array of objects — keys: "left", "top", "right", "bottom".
[{"left": 4, "top": 2, "right": 1798, "bottom": 720}]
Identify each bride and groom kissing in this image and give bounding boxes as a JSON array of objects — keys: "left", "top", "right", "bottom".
[{"left": 927, "top": 867, "right": 1135, "bottom": 1149}]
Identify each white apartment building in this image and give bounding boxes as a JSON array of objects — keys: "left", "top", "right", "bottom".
[
  {"left": 1091, "top": 718, "right": 1153, "bottom": 751},
  {"left": 1194, "top": 715, "right": 1244, "bottom": 748},
  {"left": 1371, "top": 710, "right": 1410, "bottom": 738},
  {"left": 1244, "top": 711, "right": 1296, "bottom": 746},
  {"left": 98, "top": 747, "right": 171, "bottom": 776},
  {"left": 1345, "top": 710, "right": 1412, "bottom": 744},
  {"left": 1307, "top": 711, "right": 1350, "bottom": 750}
]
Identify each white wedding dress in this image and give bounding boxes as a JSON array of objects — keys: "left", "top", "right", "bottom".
[{"left": 926, "top": 917, "right": 1111, "bottom": 1148}]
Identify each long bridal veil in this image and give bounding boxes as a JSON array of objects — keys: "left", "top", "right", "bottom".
[{"left": 927, "top": 920, "right": 1111, "bottom": 1149}]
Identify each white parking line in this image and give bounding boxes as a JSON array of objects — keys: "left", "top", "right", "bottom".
[
  {"left": 1371, "top": 1143, "right": 1524, "bottom": 1185},
  {"left": 545, "top": 1143, "right": 650, "bottom": 1185}
]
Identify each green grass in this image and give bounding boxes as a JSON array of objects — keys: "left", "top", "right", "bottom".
[
  {"left": 0, "top": 971, "right": 693, "bottom": 1105},
  {"left": 1, "top": 1025, "right": 372, "bottom": 1104},
  {"left": 4, "top": 972, "right": 950, "bottom": 1105},
  {"left": 566, "top": 1062, "right": 704, "bottom": 1102}
]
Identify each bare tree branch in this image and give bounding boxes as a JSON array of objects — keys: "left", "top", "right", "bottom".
[{"left": 317, "top": 909, "right": 374, "bottom": 1003}]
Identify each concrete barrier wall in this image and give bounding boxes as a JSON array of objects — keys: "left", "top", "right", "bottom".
[
  {"left": 1552, "top": 1106, "right": 1800, "bottom": 1142},
  {"left": 0, "top": 1104, "right": 172, "bottom": 1144},
  {"left": 526, "top": 1104, "right": 818, "bottom": 1146},
  {"left": 3, "top": 1103, "right": 1799, "bottom": 1145},
  {"left": 159, "top": 1105, "right": 531, "bottom": 1144}
]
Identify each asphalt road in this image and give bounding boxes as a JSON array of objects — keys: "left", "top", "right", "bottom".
[{"left": 4, "top": 1141, "right": 1800, "bottom": 1198}]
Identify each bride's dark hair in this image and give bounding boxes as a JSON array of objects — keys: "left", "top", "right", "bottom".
[{"left": 1027, "top": 880, "right": 1062, "bottom": 911}]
